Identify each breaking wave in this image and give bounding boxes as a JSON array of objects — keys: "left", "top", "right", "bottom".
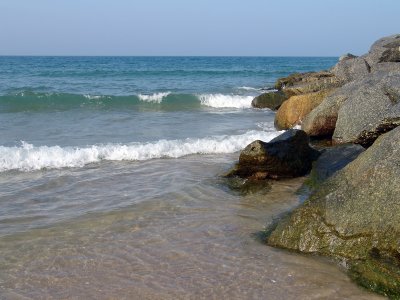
[
  {"left": 0, "top": 130, "right": 281, "bottom": 172},
  {"left": 0, "top": 92, "right": 257, "bottom": 112},
  {"left": 198, "top": 94, "right": 253, "bottom": 108}
]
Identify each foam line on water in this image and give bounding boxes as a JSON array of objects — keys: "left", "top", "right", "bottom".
[
  {"left": 137, "top": 92, "right": 171, "bottom": 103},
  {"left": 0, "top": 130, "right": 282, "bottom": 172}
]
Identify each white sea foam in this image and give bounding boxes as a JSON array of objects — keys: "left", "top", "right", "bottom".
[
  {"left": 138, "top": 92, "right": 171, "bottom": 103},
  {"left": 237, "top": 86, "right": 259, "bottom": 91},
  {"left": 257, "top": 122, "right": 277, "bottom": 131},
  {"left": 198, "top": 94, "right": 253, "bottom": 108},
  {"left": 0, "top": 130, "right": 281, "bottom": 172},
  {"left": 84, "top": 95, "right": 105, "bottom": 100}
]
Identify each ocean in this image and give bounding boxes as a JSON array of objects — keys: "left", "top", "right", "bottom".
[{"left": 0, "top": 56, "right": 381, "bottom": 299}]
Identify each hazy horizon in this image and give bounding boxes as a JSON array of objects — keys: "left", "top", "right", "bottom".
[{"left": 1, "top": 0, "right": 399, "bottom": 56}]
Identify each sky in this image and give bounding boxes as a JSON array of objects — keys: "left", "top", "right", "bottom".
[{"left": 0, "top": 0, "right": 399, "bottom": 56}]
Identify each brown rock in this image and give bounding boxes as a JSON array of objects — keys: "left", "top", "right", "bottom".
[
  {"left": 301, "top": 81, "right": 360, "bottom": 137},
  {"left": 274, "top": 89, "right": 334, "bottom": 130},
  {"left": 275, "top": 71, "right": 341, "bottom": 97}
]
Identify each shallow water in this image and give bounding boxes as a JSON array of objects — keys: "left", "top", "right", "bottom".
[
  {"left": 0, "top": 155, "right": 382, "bottom": 299},
  {"left": 0, "top": 56, "right": 383, "bottom": 299}
]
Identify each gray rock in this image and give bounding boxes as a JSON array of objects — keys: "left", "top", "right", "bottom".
[
  {"left": 333, "top": 72, "right": 400, "bottom": 146},
  {"left": 365, "top": 34, "right": 400, "bottom": 66},
  {"left": 226, "top": 130, "right": 320, "bottom": 180},
  {"left": 371, "top": 62, "right": 400, "bottom": 74},
  {"left": 339, "top": 53, "right": 357, "bottom": 62},
  {"left": 251, "top": 91, "right": 287, "bottom": 110},
  {"left": 331, "top": 57, "right": 370, "bottom": 83},
  {"left": 268, "top": 127, "right": 400, "bottom": 296},
  {"left": 309, "top": 144, "right": 365, "bottom": 185},
  {"left": 301, "top": 80, "right": 359, "bottom": 137}
]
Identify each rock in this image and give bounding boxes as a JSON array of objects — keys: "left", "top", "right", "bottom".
[
  {"left": 274, "top": 89, "right": 334, "bottom": 130},
  {"left": 251, "top": 91, "right": 287, "bottom": 110},
  {"left": 371, "top": 62, "right": 400, "bottom": 74},
  {"left": 307, "top": 144, "right": 365, "bottom": 186},
  {"left": 365, "top": 34, "right": 400, "bottom": 65},
  {"left": 333, "top": 72, "right": 400, "bottom": 146},
  {"left": 226, "top": 130, "right": 320, "bottom": 180},
  {"left": 301, "top": 83, "right": 353, "bottom": 137},
  {"left": 339, "top": 53, "right": 357, "bottom": 62},
  {"left": 268, "top": 127, "right": 400, "bottom": 296},
  {"left": 274, "top": 71, "right": 342, "bottom": 97},
  {"left": 331, "top": 56, "right": 371, "bottom": 83}
]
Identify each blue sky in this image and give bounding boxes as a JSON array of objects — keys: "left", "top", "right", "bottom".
[{"left": 0, "top": 0, "right": 399, "bottom": 56}]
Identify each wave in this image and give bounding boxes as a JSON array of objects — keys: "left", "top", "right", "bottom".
[
  {"left": 198, "top": 94, "right": 253, "bottom": 109},
  {"left": 0, "top": 130, "right": 282, "bottom": 172},
  {"left": 237, "top": 86, "right": 260, "bottom": 91},
  {"left": 0, "top": 91, "right": 257, "bottom": 112},
  {"left": 137, "top": 92, "right": 171, "bottom": 103}
]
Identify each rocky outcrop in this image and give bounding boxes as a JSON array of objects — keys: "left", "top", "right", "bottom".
[
  {"left": 274, "top": 89, "right": 334, "bottom": 130},
  {"left": 364, "top": 34, "right": 400, "bottom": 65},
  {"left": 226, "top": 130, "right": 320, "bottom": 180},
  {"left": 331, "top": 56, "right": 370, "bottom": 83},
  {"left": 251, "top": 91, "right": 287, "bottom": 110},
  {"left": 262, "top": 34, "right": 400, "bottom": 298},
  {"left": 333, "top": 72, "right": 400, "bottom": 146},
  {"left": 300, "top": 35, "right": 400, "bottom": 139},
  {"left": 268, "top": 127, "right": 400, "bottom": 297},
  {"left": 274, "top": 71, "right": 341, "bottom": 98}
]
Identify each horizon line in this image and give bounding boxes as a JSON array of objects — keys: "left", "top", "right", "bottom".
[{"left": 0, "top": 54, "right": 339, "bottom": 58}]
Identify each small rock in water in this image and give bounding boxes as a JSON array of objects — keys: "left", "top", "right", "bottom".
[{"left": 226, "top": 129, "right": 320, "bottom": 180}]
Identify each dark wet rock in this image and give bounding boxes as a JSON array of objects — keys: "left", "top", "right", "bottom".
[
  {"left": 365, "top": 34, "right": 400, "bottom": 65},
  {"left": 349, "top": 257, "right": 400, "bottom": 298},
  {"left": 274, "top": 89, "right": 333, "bottom": 130},
  {"left": 274, "top": 71, "right": 341, "bottom": 98},
  {"left": 307, "top": 144, "right": 365, "bottom": 186},
  {"left": 268, "top": 127, "right": 400, "bottom": 297},
  {"left": 333, "top": 72, "right": 400, "bottom": 146},
  {"left": 226, "top": 130, "right": 320, "bottom": 180},
  {"left": 223, "top": 176, "right": 272, "bottom": 196},
  {"left": 331, "top": 56, "right": 371, "bottom": 83},
  {"left": 251, "top": 91, "right": 287, "bottom": 110}
]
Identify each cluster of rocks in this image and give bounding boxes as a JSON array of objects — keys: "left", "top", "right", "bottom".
[{"left": 232, "top": 34, "right": 400, "bottom": 297}]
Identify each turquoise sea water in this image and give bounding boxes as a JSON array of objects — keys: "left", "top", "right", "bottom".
[{"left": 0, "top": 57, "right": 382, "bottom": 299}]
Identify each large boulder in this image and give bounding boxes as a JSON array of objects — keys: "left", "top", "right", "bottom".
[
  {"left": 268, "top": 127, "right": 400, "bottom": 297},
  {"left": 274, "top": 89, "right": 334, "bottom": 130},
  {"left": 333, "top": 72, "right": 400, "bottom": 146},
  {"left": 331, "top": 56, "right": 371, "bottom": 83},
  {"left": 307, "top": 144, "right": 365, "bottom": 186},
  {"left": 274, "top": 71, "right": 341, "bottom": 97},
  {"left": 371, "top": 62, "right": 400, "bottom": 74},
  {"left": 251, "top": 91, "right": 287, "bottom": 110},
  {"left": 364, "top": 34, "right": 400, "bottom": 65},
  {"left": 226, "top": 130, "right": 320, "bottom": 180},
  {"left": 301, "top": 82, "right": 354, "bottom": 137}
]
